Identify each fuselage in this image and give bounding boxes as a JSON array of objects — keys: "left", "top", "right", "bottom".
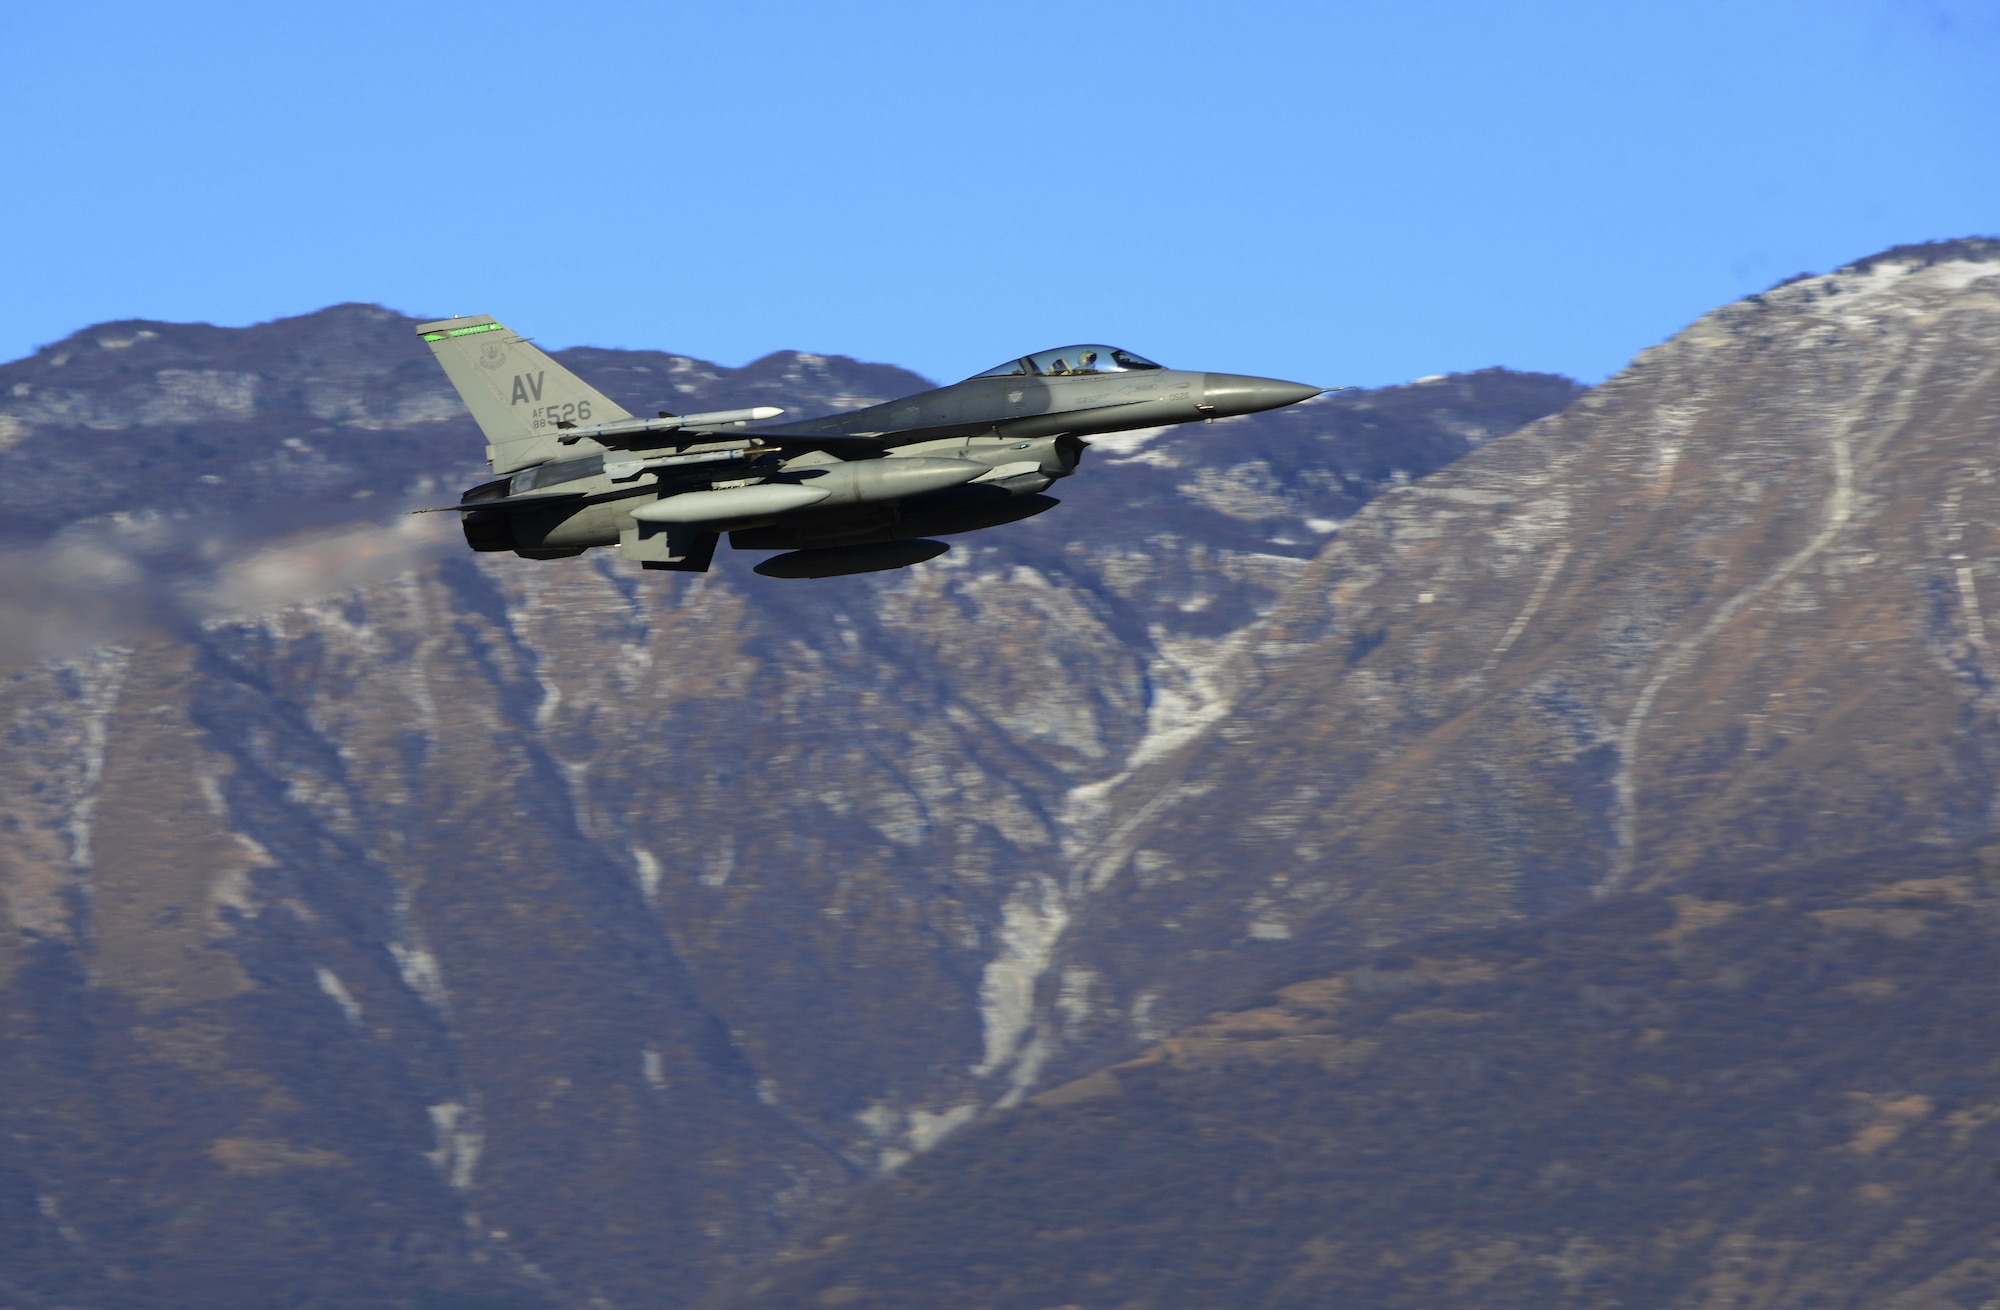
[
  {"left": 763, "top": 365, "right": 1319, "bottom": 446},
  {"left": 455, "top": 343, "right": 1323, "bottom": 572}
]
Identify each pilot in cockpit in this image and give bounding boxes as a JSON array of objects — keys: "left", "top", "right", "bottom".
[{"left": 967, "top": 346, "right": 1163, "bottom": 381}]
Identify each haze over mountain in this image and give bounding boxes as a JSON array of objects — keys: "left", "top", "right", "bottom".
[
  {"left": 3, "top": 238, "right": 1996, "bottom": 1310},
  {"left": 0, "top": 307, "right": 1573, "bottom": 1308}
]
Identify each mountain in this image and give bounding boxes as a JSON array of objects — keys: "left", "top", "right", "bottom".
[
  {"left": 717, "top": 845, "right": 2000, "bottom": 1310},
  {"left": 0, "top": 305, "right": 1575, "bottom": 1309},
  {"left": 13, "top": 234, "right": 1993, "bottom": 1310},
  {"left": 707, "top": 236, "right": 2000, "bottom": 1309},
  {"left": 0, "top": 307, "right": 933, "bottom": 543},
  {"left": 991, "top": 236, "right": 2000, "bottom": 1091}
]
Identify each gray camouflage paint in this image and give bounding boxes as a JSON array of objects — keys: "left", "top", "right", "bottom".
[{"left": 417, "top": 315, "right": 1323, "bottom": 575}]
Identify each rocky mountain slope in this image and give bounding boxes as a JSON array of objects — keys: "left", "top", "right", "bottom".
[
  {"left": 707, "top": 236, "right": 2000, "bottom": 1309},
  {"left": 10, "top": 235, "right": 1995, "bottom": 1310},
  {"left": 721, "top": 845, "right": 2000, "bottom": 1310},
  {"left": 996, "top": 238, "right": 2000, "bottom": 1092},
  {"left": 0, "top": 306, "right": 1575, "bottom": 1309}
]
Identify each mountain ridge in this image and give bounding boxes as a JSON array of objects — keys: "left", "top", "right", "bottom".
[
  {"left": 980, "top": 239, "right": 2000, "bottom": 1099},
  {"left": 8, "top": 239, "right": 1997, "bottom": 1307},
  {"left": 0, "top": 305, "right": 1578, "bottom": 1308}
]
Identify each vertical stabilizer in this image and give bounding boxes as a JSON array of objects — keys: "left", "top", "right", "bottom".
[{"left": 416, "top": 316, "right": 632, "bottom": 474}]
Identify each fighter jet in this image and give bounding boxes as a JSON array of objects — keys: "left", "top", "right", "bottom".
[{"left": 417, "top": 316, "right": 1327, "bottom": 578}]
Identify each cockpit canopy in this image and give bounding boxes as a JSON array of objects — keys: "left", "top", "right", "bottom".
[{"left": 968, "top": 345, "right": 1164, "bottom": 380}]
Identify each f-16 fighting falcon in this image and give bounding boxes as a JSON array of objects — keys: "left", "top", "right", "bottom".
[{"left": 417, "top": 316, "right": 1328, "bottom": 578}]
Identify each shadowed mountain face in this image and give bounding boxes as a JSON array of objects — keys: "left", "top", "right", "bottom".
[
  {"left": 719, "top": 846, "right": 2000, "bottom": 1310},
  {"left": 0, "top": 308, "right": 1576, "bottom": 1308}
]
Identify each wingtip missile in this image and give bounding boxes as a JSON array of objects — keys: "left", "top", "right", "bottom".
[
  {"left": 674, "top": 406, "right": 785, "bottom": 426},
  {"left": 555, "top": 406, "right": 790, "bottom": 446}
]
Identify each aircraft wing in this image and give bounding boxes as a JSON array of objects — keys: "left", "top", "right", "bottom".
[
  {"left": 553, "top": 405, "right": 883, "bottom": 455},
  {"left": 679, "top": 429, "right": 884, "bottom": 452},
  {"left": 412, "top": 431, "right": 885, "bottom": 515},
  {"left": 412, "top": 489, "right": 589, "bottom": 514}
]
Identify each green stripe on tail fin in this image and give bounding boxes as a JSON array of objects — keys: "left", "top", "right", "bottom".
[{"left": 414, "top": 315, "right": 632, "bottom": 474}]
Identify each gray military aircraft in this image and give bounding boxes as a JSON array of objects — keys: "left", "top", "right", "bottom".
[{"left": 417, "top": 316, "right": 1328, "bottom": 578}]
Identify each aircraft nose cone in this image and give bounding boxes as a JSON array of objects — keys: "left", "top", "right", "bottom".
[{"left": 1201, "top": 374, "right": 1325, "bottom": 417}]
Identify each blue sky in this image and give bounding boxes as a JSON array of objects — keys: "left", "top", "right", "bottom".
[{"left": 3, "top": 0, "right": 1995, "bottom": 387}]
